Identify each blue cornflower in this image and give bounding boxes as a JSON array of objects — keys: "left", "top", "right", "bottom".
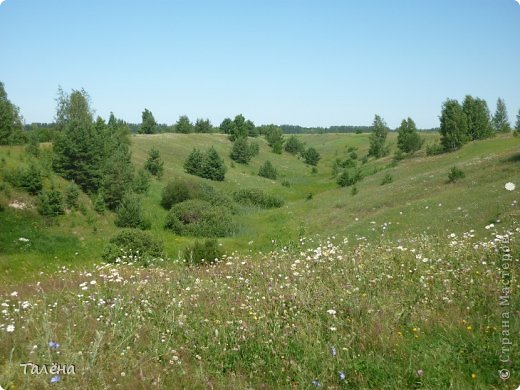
[
  {"left": 311, "top": 379, "right": 321, "bottom": 387},
  {"left": 50, "top": 375, "right": 61, "bottom": 383},
  {"left": 339, "top": 371, "right": 346, "bottom": 381},
  {"left": 48, "top": 341, "right": 60, "bottom": 349}
]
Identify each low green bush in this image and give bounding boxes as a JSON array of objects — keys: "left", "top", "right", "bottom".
[
  {"left": 233, "top": 188, "right": 284, "bottom": 208},
  {"left": 102, "top": 229, "right": 164, "bottom": 264},
  {"left": 381, "top": 173, "right": 393, "bottom": 185},
  {"left": 183, "top": 239, "right": 224, "bottom": 265},
  {"left": 115, "top": 193, "right": 151, "bottom": 230},
  {"left": 164, "top": 199, "right": 235, "bottom": 237},
  {"left": 448, "top": 166, "right": 465, "bottom": 183}
]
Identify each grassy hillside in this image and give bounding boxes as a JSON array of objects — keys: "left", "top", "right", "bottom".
[
  {"left": 1, "top": 133, "right": 518, "bottom": 281},
  {"left": 0, "top": 132, "right": 519, "bottom": 388}
]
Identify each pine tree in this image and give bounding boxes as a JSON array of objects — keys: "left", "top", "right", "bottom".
[
  {"left": 302, "top": 147, "right": 321, "bottom": 166},
  {"left": 439, "top": 99, "right": 469, "bottom": 151},
  {"left": 397, "top": 117, "right": 423, "bottom": 154},
  {"left": 219, "top": 118, "right": 234, "bottom": 134},
  {"left": 202, "top": 147, "right": 226, "bottom": 181},
  {"left": 230, "top": 137, "right": 253, "bottom": 164},
  {"left": 194, "top": 118, "right": 213, "bottom": 133},
  {"left": 229, "top": 114, "right": 248, "bottom": 141},
  {"left": 184, "top": 148, "right": 205, "bottom": 176},
  {"left": 515, "top": 108, "right": 520, "bottom": 136},
  {"left": 258, "top": 160, "right": 278, "bottom": 180},
  {"left": 368, "top": 115, "right": 389, "bottom": 158},
  {"left": 101, "top": 144, "right": 135, "bottom": 210},
  {"left": 492, "top": 98, "right": 511, "bottom": 133},
  {"left": 65, "top": 180, "right": 80, "bottom": 209},
  {"left": 175, "top": 115, "right": 193, "bottom": 134},
  {"left": 144, "top": 147, "right": 164, "bottom": 178}
]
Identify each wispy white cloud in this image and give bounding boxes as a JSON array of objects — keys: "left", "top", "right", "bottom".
[
  {"left": 516, "top": 0, "right": 520, "bottom": 5},
  {"left": 0, "top": 0, "right": 6, "bottom": 5}
]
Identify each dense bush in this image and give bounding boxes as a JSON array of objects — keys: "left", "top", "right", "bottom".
[
  {"left": 302, "top": 147, "right": 321, "bottom": 166},
  {"left": 164, "top": 199, "right": 235, "bottom": 237},
  {"left": 284, "top": 136, "right": 305, "bottom": 155},
  {"left": 4, "top": 164, "right": 43, "bottom": 195},
  {"left": 65, "top": 180, "right": 80, "bottom": 209},
  {"left": 258, "top": 160, "right": 278, "bottom": 180},
  {"left": 161, "top": 179, "right": 234, "bottom": 212},
  {"left": 133, "top": 168, "right": 151, "bottom": 194},
  {"left": 183, "top": 239, "right": 224, "bottom": 265},
  {"left": 337, "top": 169, "right": 362, "bottom": 187},
  {"left": 448, "top": 166, "right": 465, "bottom": 183},
  {"left": 37, "top": 186, "right": 64, "bottom": 216},
  {"left": 115, "top": 193, "right": 151, "bottom": 230},
  {"left": 102, "top": 229, "right": 164, "bottom": 264},
  {"left": 144, "top": 147, "right": 164, "bottom": 178},
  {"left": 230, "top": 137, "right": 253, "bottom": 164},
  {"left": 184, "top": 147, "right": 226, "bottom": 181},
  {"left": 233, "top": 189, "right": 284, "bottom": 208},
  {"left": 426, "top": 143, "right": 445, "bottom": 156}
]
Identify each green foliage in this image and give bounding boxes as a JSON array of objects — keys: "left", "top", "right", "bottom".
[
  {"left": 233, "top": 189, "right": 284, "bottom": 208},
  {"left": 426, "top": 142, "right": 445, "bottom": 156},
  {"left": 101, "top": 144, "right": 135, "bottom": 210},
  {"left": 462, "top": 95, "right": 493, "bottom": 140},
  {"left": 94, "top": 191, "right": 106, "bottom": 214},
  {"left": 368, "top": 115, "right": 389, "bottom": 158},
  {"left": 183, "top": 239, "right": 223, "bottom": 265},
  {"left": 161, "top": 179, "right": 192, "bottom": 209},
  {"left": 175, "top": 115, "right": 193, "bottom": 134},
  {"left": 349, "top": 151, "right": 358, "bottom": 160},
  {"left": 194, "top": 118, "right": 213, "bottom": 133},
  {"left": 249, "top": 142, "right": 260, "bottom": 157},
  {"left": 25, "top": 132, "right": 40, "bottom": 157},
  {"left": 115, "top": 193, "right": 151, "bottom": 230},
  {"left": 440, "top": 99, "right": 469, "bottom": 151},
  {"left": 228, "top": 114, "right": 255, "bottom": 141},
  {"left": 144, "top": 147, "right": 164, "bottom": 178},
  {"left": 4, "top": 163, "right": 43, "bottom": 195},
  {"left": 164, "top": 199, "right": 235, "bottom": 237},
  {"left": 102, "top": 229, "right": 164, "bottom": 264},
  {"left": 264, "top": 125, "right": 285, "bottom": 153},
  {"left": 65, "top": 181, "right": 80, "bottom": 209},
  {"left": 37, "top": 186, "right": 64, "bottom": 217},
  {"left": 230, "top": 137, "right": 253, "bottom": 164},
  {"left": 219, "top": 118, "right": 234, "bottom": 134},
  {"left": 302, "top": 147, "right": 321, "bottom": 166},
  {"left": 306, "top": 192, "right": 313, "bottom": 200},
  {"left": 133, "top": 168, "right": 151, "bottom": 194},
  {"left": 55, "top": 87, "right": 93, "bottom": 130},
  {"left": 492, "top": 98, "right": 511, "bottom": 133},
  {"left": 337, "top": 169, "right": 362, "bottom": 187},
  {"left": 281, "top": 179, "right": 291, "bottom": 187},
  {"left": 311, "top": 166, "right": 318, "bottom": 174},
  {"left": 393, "top": 149, "right": 405, "bottom": 162},
  {"left": 448, "top": 166, "right": 466, "bottom": 183},
  {"left": 258, "top": 160, "right": 278, "bottom": 180},
  {"left": 284, "top": 135, "right": 305, "bottom": 155},
  {"left": 361, "top": 155, "right": 369, "bottom": 164},
  {"left": 397, "top": 117, "right": 423, "bottom": 154},
  {"left": 515, "top": 109, "right": 520, "bottom": 136},
  {"left": 0, "top": 81, "right": 24, "bottom": 145},
  {"left": 381, "top": 173, "right": 393, "bottom": 185},
  {"left": 185, "top": 147, "right": 226, "bottom": 181},
  {"left": 137, "top": 108, "right": 158, "bottom": 134},
  {"left": 202, "top": 147, "right": 226, "bottom": 181},
  {"left": 351, "top": 186, "right": 358, "bottom": 195}
]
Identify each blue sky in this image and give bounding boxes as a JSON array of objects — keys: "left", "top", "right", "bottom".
[{"left": 1, "top": 0, "right": 519, "bottom": 128}]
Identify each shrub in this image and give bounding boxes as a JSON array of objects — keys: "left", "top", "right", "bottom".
[
  {"left": 351, "top": 186, "right": 359, "bottom": 195},
  {"left": 306, "top": 192, "right": 313, "bottom": 201},
  {"left": 133, "top": 168, "right": 151, "bottom": 194},
  {"left": 102, "top": 229, "right": 164, "bottom": 264},
  {"left": 284, "top": 136, "right": 305, "bottom": 155},
  {"left": 144, "top": 147, "right": 164, "bottom": 178},
  {"left": 65, "top": 180, "right": 80, "bottom": 209},
  {"left": 161, "top": 179, "right": 192, "bottom": 209},
  {"left": 183, "top": 239, "right": 223, "bottom": 265},
  {"left": 258, "top": 160, "right": 278, "bottom": 180},
  {"left": 94, "top": 191, "right": 106, "bottom": 214},
  {"left": 281, "top": 179, "right": 291, "bottom": 187},
  {"left": 115, "top": 193, "right": 151, "bottom": 230},
  {"left": 381, "top": 173, "right": 393, "bottom": 185},
  {"left": 426, "top": 143, "right": 445, "bottom": 156},
  {"left": 302, "top": 147, "right": 320, "bottom": 166},
  {"left": 349, "top": 151, "right": 358, "bottom": 160},
  {"left": 37, "top": 186, "right": 64, "bottom": 217},
  {"left": 448, "top": 166, "right": 465, "bottom": 183},
  {"left": 337, "top": 169, "right": 362, "bottom": 187},
  {"left": 185, "top": 147, "right": 226, "bottom": 181},
  {"left": 233, "top": 189, "right": 284, "bottom": 208},
  {"left": 4, "top": 164, "right": 43, "bottom": 195},
  {"left": 164, "top": 199, "right": 235, "bottom": 237},
  {"left": 361, "top": 155, "right": 369, "bottom": 164},
  {"left": 230, "top": 137, "right": 253, "bottom": 164}
]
